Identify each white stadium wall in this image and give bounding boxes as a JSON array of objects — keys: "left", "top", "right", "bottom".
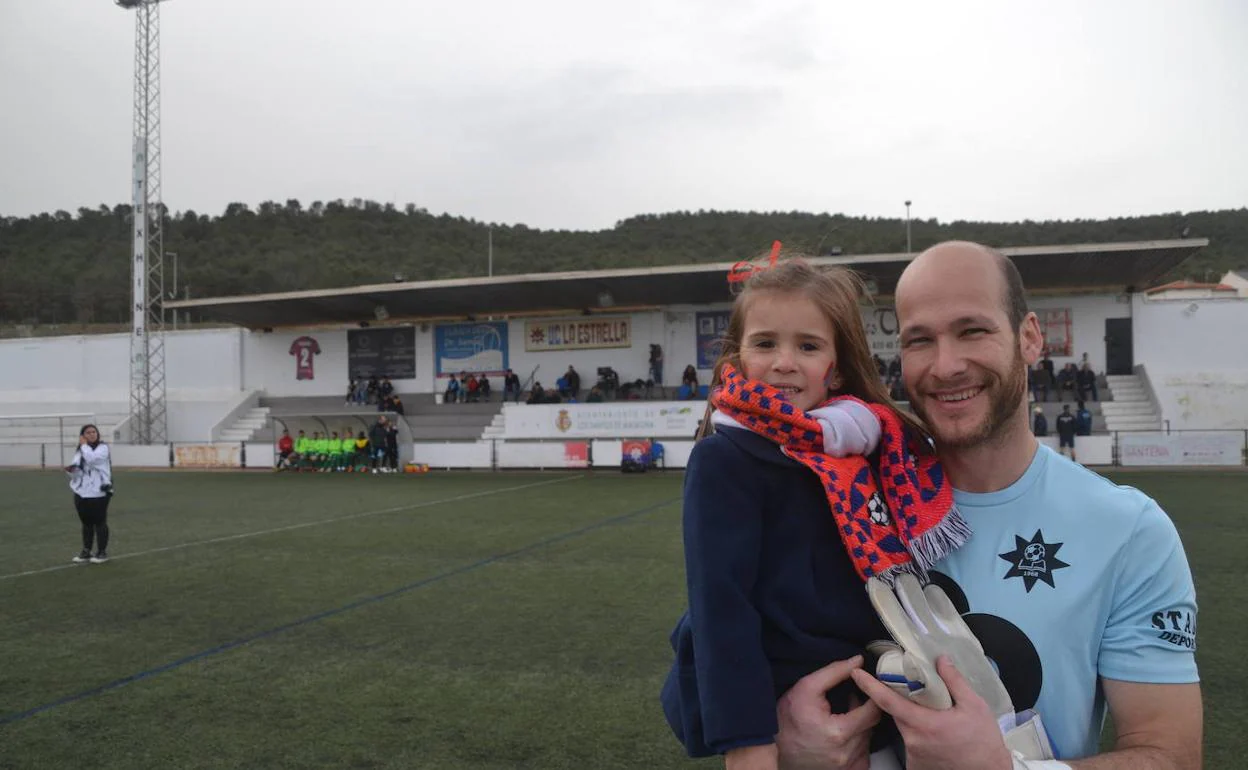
[
  {"left": 1132, "top": 296, "right": 1248, "bottom": 430},
  {"left": 2, "top": 291, "right": 1245, "bottom": 446},
  {"left": 1027, "top": 294, "right": 1130, "bottom": 374}
]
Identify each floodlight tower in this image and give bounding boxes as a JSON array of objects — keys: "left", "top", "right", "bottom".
[{"left": 117, "top": 0, "right": 168, "bottom": 444}]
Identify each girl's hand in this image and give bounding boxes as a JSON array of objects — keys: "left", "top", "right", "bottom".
[{"left": 79, "top": 435, "right": 87, "bottom": 446}]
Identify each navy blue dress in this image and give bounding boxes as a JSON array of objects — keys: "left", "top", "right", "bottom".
[{"left": 660, "top": 426, "right": 896, "bottom": 757}]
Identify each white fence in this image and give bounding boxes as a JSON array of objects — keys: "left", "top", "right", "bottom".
[{"left": 0, "top": 432, "right": 1241, "bottom": 470}]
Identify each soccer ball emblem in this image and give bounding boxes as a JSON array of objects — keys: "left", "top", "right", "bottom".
[
  {"left": 1024, "top": 543, "right": 1046, "bottom": 563},
  {"left": 866, "top": 492, "right": 891, "bottom": 527}
]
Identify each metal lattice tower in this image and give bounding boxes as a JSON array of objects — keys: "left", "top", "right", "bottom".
[{"left": 117, "top": 0, "right": 167, "bottom": 444}]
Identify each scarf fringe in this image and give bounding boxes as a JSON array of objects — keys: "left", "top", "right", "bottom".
[{"left": 904, "top": 504, "right": 973, "bottom": 574}]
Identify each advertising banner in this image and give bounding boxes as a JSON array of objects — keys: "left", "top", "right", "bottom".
[
  {"left": 563, "top": 442, "right": 590, "bottom": 468},
  {"left": 524, "top": 317, "right": 631, "bottom": 352},
  {"left": 174, "top": 444, "right": 242, "bottom": 469},
  {"left": 695, "top": 311, "right": 731, "bottom": 369},
  {"left": 435, "top": 321, "right": 508, "bottom": 376},
  {"left": 699, "top": 306, "right": 905, "bottom": 366},
  {"left": 1119, "top": 432, "right": 1243, "bottom": 466},
  {"left": 501, "top": 402, "right": 701, "bottom": 439}
]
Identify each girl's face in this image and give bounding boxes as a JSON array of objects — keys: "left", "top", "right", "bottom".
[
  {"left": 739, "top": 290, "right": 839, "bottom": 412},
  {"left": 82, "top": 427, "right": 99, "bottom": 444}
]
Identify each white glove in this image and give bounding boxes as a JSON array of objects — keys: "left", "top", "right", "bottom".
[
  {"left": 808, "top": 400, "right": 881, "bottom": 456},
  {"left": 866, "top": 574, "right": 1062, "bottom": 764}
]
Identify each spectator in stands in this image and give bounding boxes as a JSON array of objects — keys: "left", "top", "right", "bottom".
[
  {"left": 345, "top": 379, "right": 358, "bottom": 407},
  {"left": 888, "top": 377, "right": 908, "bottom": 402},
  {"left": 391, "top": 395, "right": 405, "bottom": 416},
  {"left": 478, "top": 374, "right": 492, "bottom": 400},
  {"left": 368, "top": 417, "right": 388, "bottom": 473},
  {"left": 1077, "top": 362, "right": 1098, "bottom": 402},
  {"left": 886, "top": 355, "right": 901, "bottom": 386},
  {"left": 1056, "top": 403, "right": 1078, "bottom": 462},
  {"left": 649, "top": 344, "right": 664, "bottom": 385},
  {"left": 444, "top": 374, "right": 460, "bottom": 404},
  {"left": 353, "top": 431, "right": 369, "bottom": 471},
  {"left": 586, "top": 385, "right": 604, "bottom": 403},
  {"left": 1032, "top": 404, "right": 1048, "bottom": 436},
  {"left": 66, "top": 424, "right": 113, "bottom": 564},
  {"left": 380, "top": 377, "right": 394, "bottom": 403},
  {"left": 465, "top": 373, "right": 480, "bottom": 402},
  {"left": 503, "top": 369, "right": 521, "bottom": 402},
  {"left": 276, "top": 429, "right": 294, "bottom": 469},
  {"left": 1057, "top": 362, "right": 1078, "bottom": 401},
  {"left": 366, "top": 375, "right": 380, "bottom": 405},
  {"left": 565, "top": 365, "right": 581, "bottom": 400},
  {"left": 1076, "top": 400, "right": 1093, "bottom": 436},
  {"left": 1040, "top": 348, "right": 1055, "bottom": 382},
  {"left": 680, "top": 365, "right": 699, "bottom": 399},
  {"left": 527, "top": 383, "right": 546, "bottom": 405},
  {"left": 1029, "top": 361, "right": 1050, "bottom": 402}
]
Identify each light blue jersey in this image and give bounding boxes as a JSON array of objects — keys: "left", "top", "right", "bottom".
[{"left": 928, "top": 444, "right": 1198, "bottom": 761}]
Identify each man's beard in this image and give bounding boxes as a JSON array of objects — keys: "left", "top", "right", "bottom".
[{"left": 912, "top": 349, "right": 1029, "bottom": 450}]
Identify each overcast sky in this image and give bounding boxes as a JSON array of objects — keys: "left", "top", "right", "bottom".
[{"left": 2, "top": 0, "right": 1245, "bottom": 230}]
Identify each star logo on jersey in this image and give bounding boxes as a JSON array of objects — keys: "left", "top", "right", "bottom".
[{"left": 999, "top": 530, "right": 1070, "bottom": 592}]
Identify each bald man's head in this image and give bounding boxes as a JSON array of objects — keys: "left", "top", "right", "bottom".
[{"left": 897, "top": 241, "right": 1029, "bottom": 332}]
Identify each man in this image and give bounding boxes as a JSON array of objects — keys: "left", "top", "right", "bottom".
[
  {"left": 1075, "top": 401, "right": 1093, "bottom": 437},
  {"left": 775, "top": 241, "right": 1200, "bottom": 770},
  {"left": 1055, "top": 404, "right": 1077, "bottom": 462},
  {"left": 368, "top": 417, "right": 388, "bottom": 473},
  {"left": 276, "top": 430, "right": 294, "bottom": 469},
  {"left": 1076, "top": 363, "right": 1099, "bottom": 403},
  {"left": 1032, "top": 405, "right": 1048, "bottom": 437},
  {"left": 503, "top": 369, "right": 522, "bottom": 403}
]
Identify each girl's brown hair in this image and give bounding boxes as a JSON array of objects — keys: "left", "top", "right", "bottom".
[{"left": 695, "top": 255, "right": 930, "bottom": 447}]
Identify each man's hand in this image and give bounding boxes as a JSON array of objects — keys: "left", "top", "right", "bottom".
[
  {"left": 853, "top": 655, "right": 1012, "bottom": 770},
  {"left": 726, "top": 742, "right": 779, "bottom": 770},
  {"left": 775, "top": 655, "right": 882, "bottom": 770}
]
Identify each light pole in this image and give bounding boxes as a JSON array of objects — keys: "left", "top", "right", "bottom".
[
  {"left": 904, "top": 200, "right": 912, "bottom": 255},
  {"left": 166, "top": 251, "right": 178, "bottom": 329},
  {"left": 117, "top": 0, "right": 170, "bottom": 444}
]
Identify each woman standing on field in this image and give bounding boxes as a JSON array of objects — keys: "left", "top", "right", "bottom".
[{"left": 66, "top": 424, "right": 113, "bottom": 564}]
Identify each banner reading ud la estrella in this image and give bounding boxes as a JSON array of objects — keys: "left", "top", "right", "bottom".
[{"left": 524, "top": 317, "right": 630, "bottom": 352}]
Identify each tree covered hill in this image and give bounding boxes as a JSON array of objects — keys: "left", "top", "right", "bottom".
[{"left": 1, "top": 200, "right": 1245, "bottom": 326}]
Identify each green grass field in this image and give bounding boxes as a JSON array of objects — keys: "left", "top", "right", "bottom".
[{"left": 0, "top": 469, "right": 1243, "bottom": 769}]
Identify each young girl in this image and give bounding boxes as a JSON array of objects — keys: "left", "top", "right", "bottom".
[
  {"left": 660, "top": 256, "right": 965, "bottom": 770},
  {"left": 66, "top": 424, "right": 114, "bottom": 564}
]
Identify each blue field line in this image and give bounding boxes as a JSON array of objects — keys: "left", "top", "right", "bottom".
[{"left": 0, "top": 496, "right": 680, "bottom": 727}]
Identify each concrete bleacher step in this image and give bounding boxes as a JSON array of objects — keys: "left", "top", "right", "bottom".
[
  {"left": 1100, "top": 402, "right": 1157, "bottom": 415},
  {"left": 1107, "top": 417, "right": 1164, "bottom": 431},
  {"left": 217, "top": 406, "right": 271, "bottom": 443}
]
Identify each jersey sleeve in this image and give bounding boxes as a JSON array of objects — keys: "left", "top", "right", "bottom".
[
  {"left": 681, "top": 435, "right": 777, "bottom": 752},
  {"left": 1099, "top": 500, "right": 1199, "bottom": 684}
]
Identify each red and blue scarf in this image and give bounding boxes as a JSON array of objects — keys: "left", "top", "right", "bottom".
[{"left": 712, "top": 363, "right": 969, "bottom": 583}]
